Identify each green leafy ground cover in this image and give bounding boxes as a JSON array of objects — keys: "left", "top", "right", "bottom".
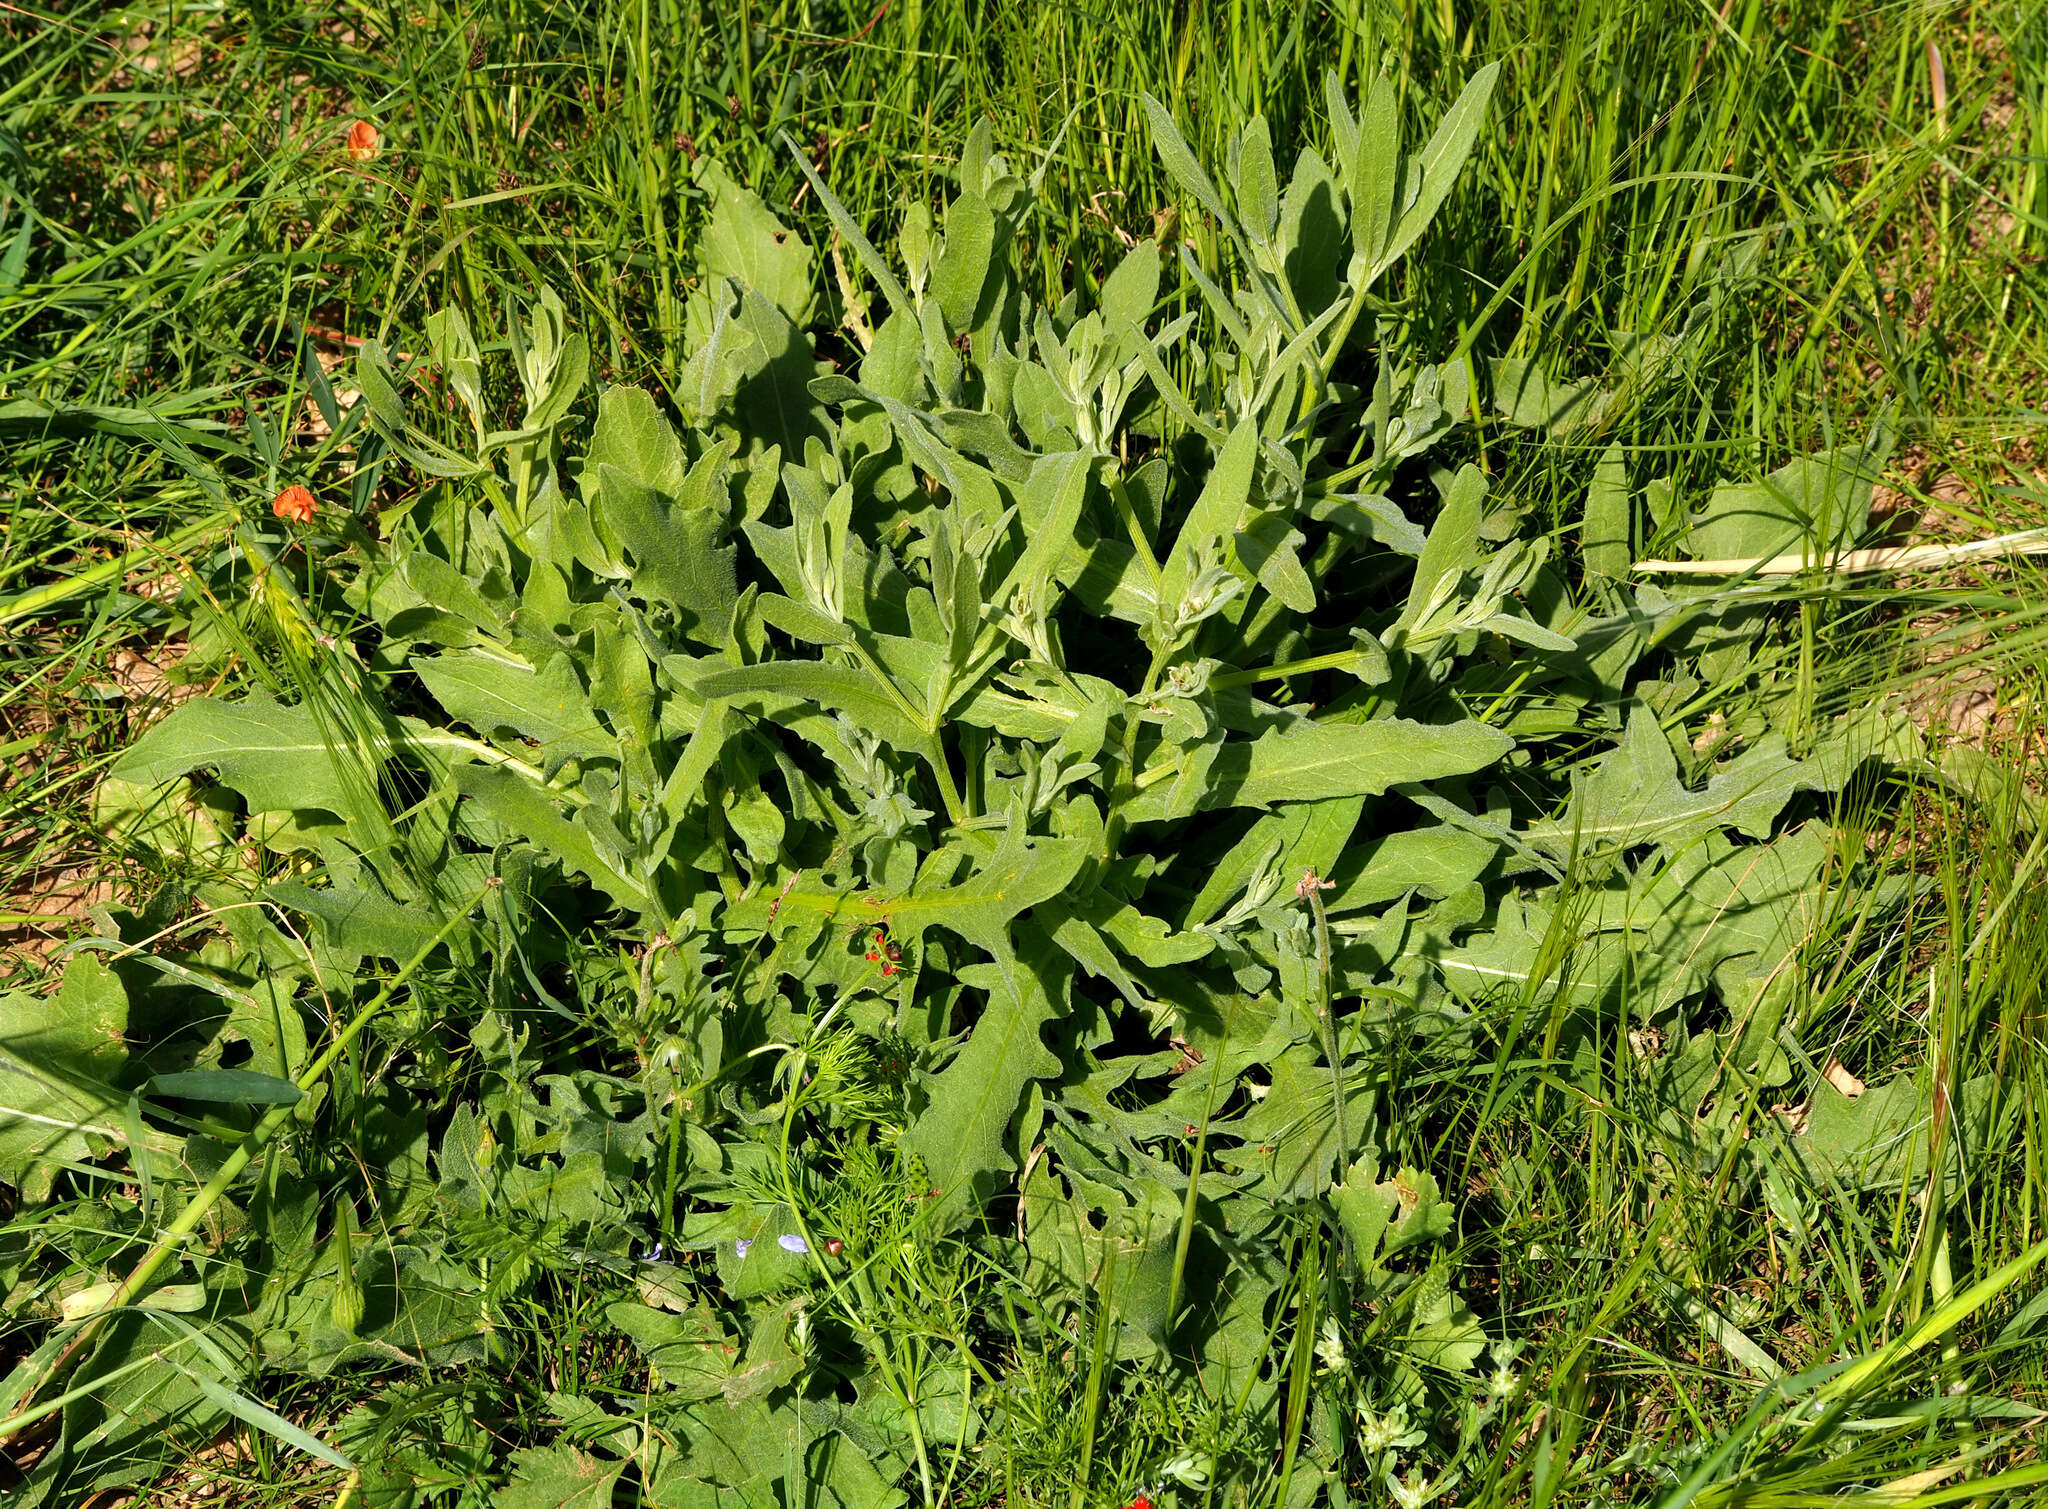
[{"left": 3, "top": 2, "right": 2048, "bottom": 1505}]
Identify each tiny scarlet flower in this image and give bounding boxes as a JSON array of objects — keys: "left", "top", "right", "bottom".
[
  {"left": 272, "top": 485, "right": 317, "bottom": 524},
  {"left": 865, "top": 952, "right": 879, "bottom": 961},
  {"left": 824, "top": 1238, "right": 844, "bottom": 1256},
  {"left": 881, "top": 963, "right": 896, "bottom": 976},
  {"left": 345, "top": 118, "right": 380, "bottom": 161}
]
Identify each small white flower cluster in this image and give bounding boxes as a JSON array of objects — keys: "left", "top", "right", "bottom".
[
  {"left": 1354, "top": 1402, "right": 1425, "bottom": 1455},
  {"left": 1314, "top": 1315, "right": 1348, "bottom": 1375}
]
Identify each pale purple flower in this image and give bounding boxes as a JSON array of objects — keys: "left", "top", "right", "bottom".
[
  {"left": 734, "top": 1239, "right": 752, "bottom": 1258},
  {"left": 778, "top": 1234, "right": 809, "bottom": 1254}
]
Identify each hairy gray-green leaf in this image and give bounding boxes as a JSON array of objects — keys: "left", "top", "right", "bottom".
[
  {"left": 113, "top": 695, "right": 386, "bottom": 831},
  {"left": 454, "top": 764, "right": 649, "bottom": 913},
  {"left": 592, "top": 437, "right": 739, "bottom": 646},
  {"left": 414, "top": 650, "right": 615, "bottom": 766},
  {"left": 1526, "top": 708, "right": 1836, "bottom": 855},
  {"left": 0, "top": 957, "right": 132, "bottom": 1202},
  {"left": 691, "top": 660, "right": 928, "bottom": 754},
  {"left": 1582, "top": 443, "right": 1632, "bottom": 590},
  {"left": 1378, "top": 62, "right": 1500, "bottom": 275},
  {"left": 1131, "top": 717, "right": 1511, "bottom": 819},
  {"left": 933, "top": 189, "right": 995, "bottom": 334},
  {"left": 700, "top": 159, "right": 814, "bottom": 323},
  {"left": 900, "top": 930, "right": 1067, "bottom": 1227},
  {"left": 1141, "top": 93, "right": 1237, "bottom": 239}
]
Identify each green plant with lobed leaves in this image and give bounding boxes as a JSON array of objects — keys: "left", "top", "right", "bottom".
[{"left": 0, "top": 62, "right": 2007, "bottom": 1509}]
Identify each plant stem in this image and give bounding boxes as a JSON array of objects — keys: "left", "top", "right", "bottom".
[
  {"left": 1305, "top": 870, "right": 1356, "bottom": 1287},
  {"left": 1211, "top": 644, "right": 1379, "bottom": 689},
  {"left": 1167, "top": 993, "right": 1242, "bottom": 1334},
  {"left": 1101, "top": 642, "right": 1171, "bottom": 862}
]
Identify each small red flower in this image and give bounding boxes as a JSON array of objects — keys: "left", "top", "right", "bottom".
[
  {"left": 865, "top": 951, "right": 879, "bottom": 961},
  {"left": 1125, "top": 1497, "right": 1154, "bottom": 1509},
  {"left": 272, "top": 485, "right": 317, "bottom": 524},
  {"left": 824, "top": 1238, "right": 844, "bottom": 1256},
  {"left": 345, "top": 118, "right": 380, "bottom": 161},
  {"left": 881, "top": 963, "right": 896, "bottom": 976}
]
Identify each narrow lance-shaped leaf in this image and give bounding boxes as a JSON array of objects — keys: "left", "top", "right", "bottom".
[
  {"left": 1331, "top": 70, "right": 1401, "bottom": 271},
  {"left": 1159, "top": 419, "right": 1259, "bottom": 614},
  {"left": 996, "top": 451, "right": 1092, "bottom": 622},
  {"left": 1323, "top": 72, "right": 1359, "bottom": 206},
  {"left": 414, "top": 650, "right": 616, "bottom": 767},
  {"left": 114, "top": 695, "right": 386, "bottom": 831},
  {"left": 354, "top": 341, "right": 483, "bottom": 478},
  {"left": 1396, "top": 464, "right": 1487, "bottom": 633},
  {"left": 779, "top": 129, "right": 913, "bottom": 318},
  {"left": 1140, "top": 93, "right": 1238, "bottom": 241},
  {"left": 691, "top": 660, "right": 929, "bottom": 752},
  {"left": 1376, "top": 62, "right": 1501, "bottom": 276},
  {"left": 1236, "top": 114, "right": 1280, "bottom": 243},
  {"left": 1125, "top": 717, "right": 1513, "bottom": 821},
  {"left": 1117, "top": 315, "right": 1228, "bottom": 445},
  {"left": 1229, "top": 718, "right": 1512, "bottom": 807},
  {"left": 1582, "top": 442, "right": 1632, "bottom": 590},
  {"left": 933, "top": 188, "right": 995, "bottom": 334},
  {"left": 1100, "top": 238, "right": 1161, "bottom": 337}
]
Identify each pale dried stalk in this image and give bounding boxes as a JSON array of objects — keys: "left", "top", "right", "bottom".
[{"left": 1634, "top": 528, "right": 2048, "bottom": 577}]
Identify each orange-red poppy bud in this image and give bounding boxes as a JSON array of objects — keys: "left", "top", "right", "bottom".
[
  {"left": 345, "top": 119, "right": 380, "bottom": 161},
  {"left": 272, "top": 485, "right": 317, "bottom": 524}
]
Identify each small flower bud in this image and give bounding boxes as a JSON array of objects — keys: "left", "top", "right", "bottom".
[{"left": 330, "top": 1271, "right": 365, "bottom": 1335}]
